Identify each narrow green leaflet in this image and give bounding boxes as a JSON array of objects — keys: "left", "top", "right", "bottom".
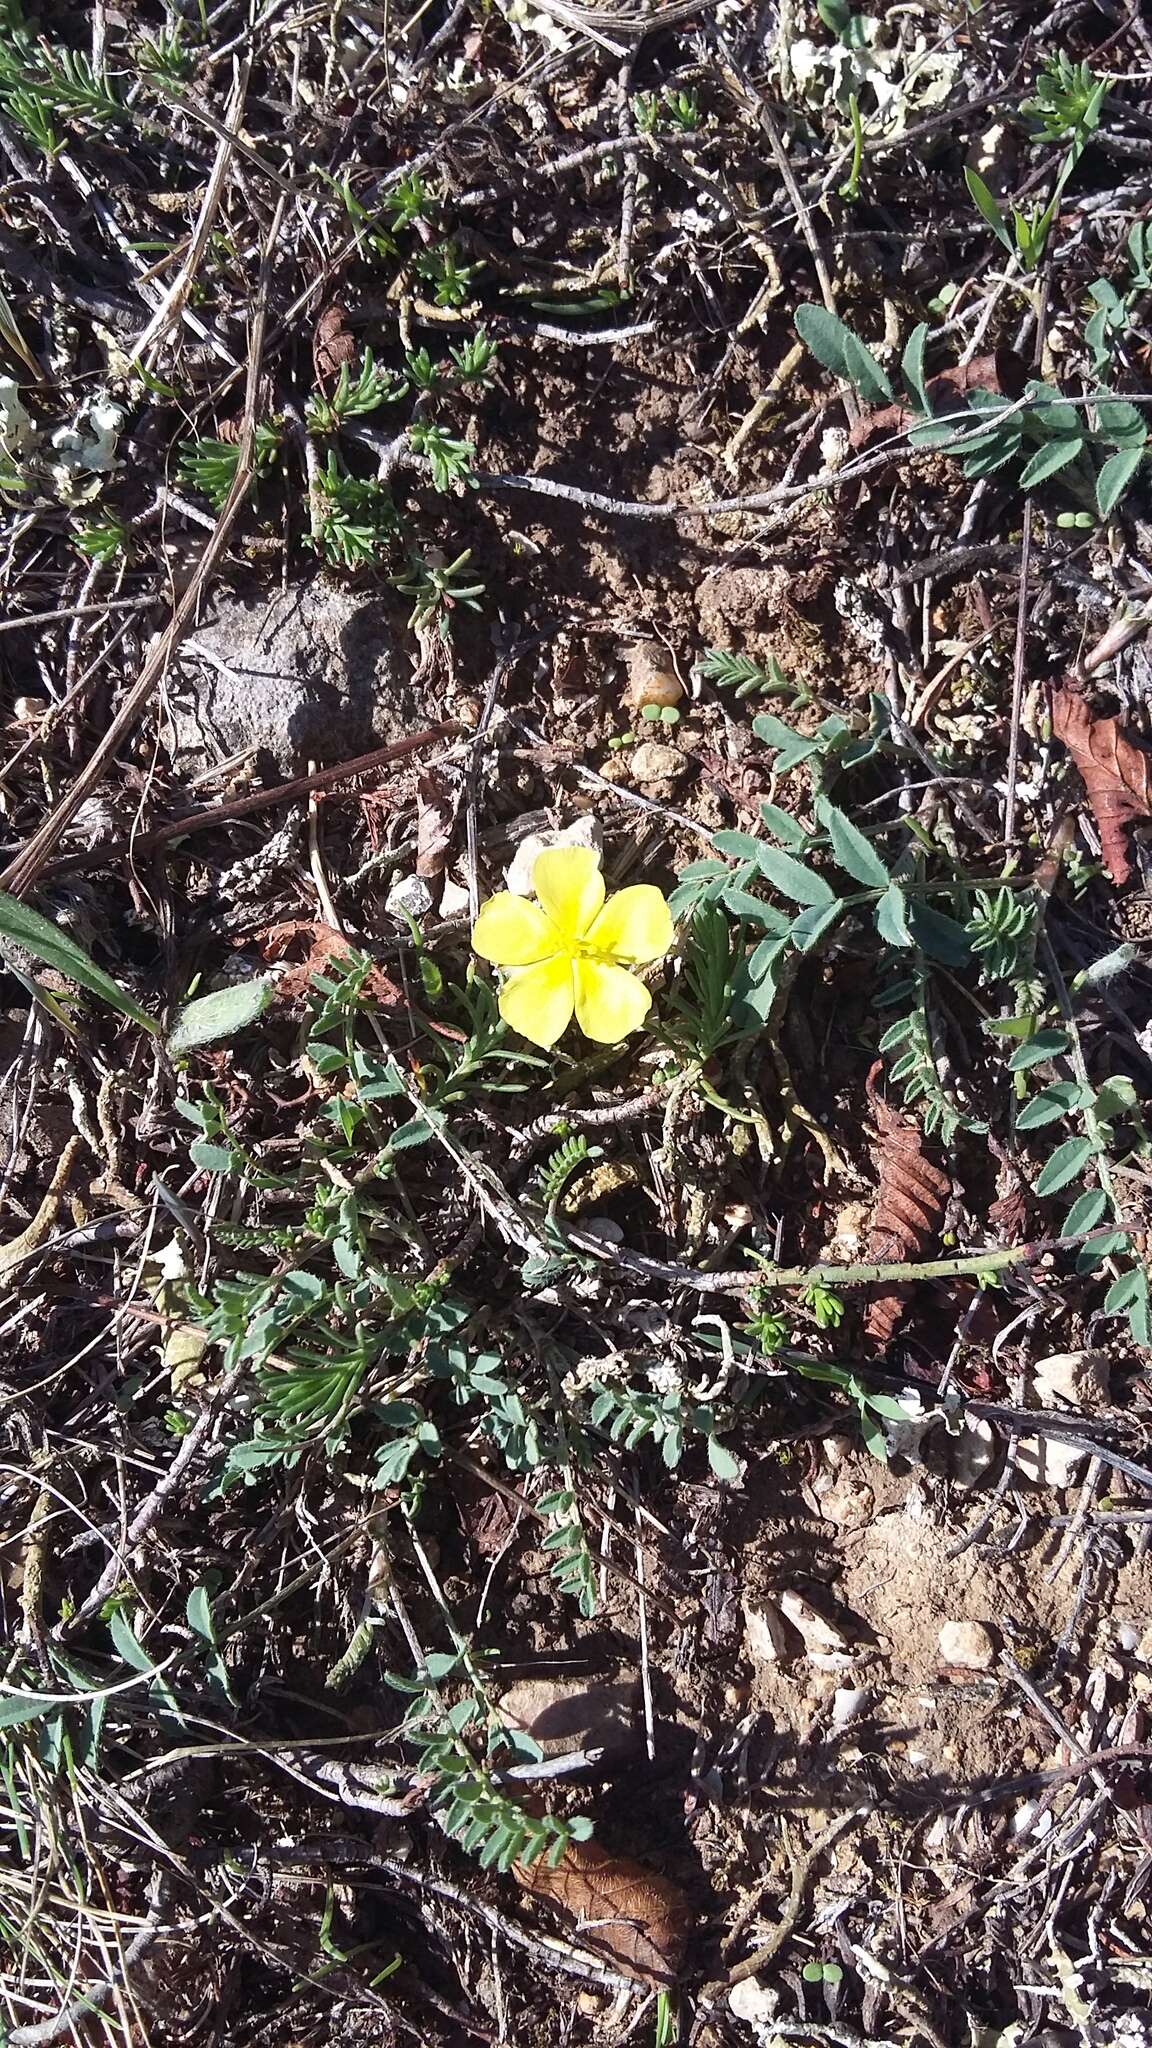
[
  {"left": 1096, "top": 446, "right": 1145, "bottom": 518},
  {"left": 0, "top": 889, "right": 158, "bottom": 1031},
  {"left": 964, "top": 166, "right": 1013, "bottom": 252},
  {"left": 1034, "top": 1135, "right": 1097, "bottom": 1196},
  {"left": 1061, "top": 1189, "right": 1110, "bottom": 1236},
  {"left": 790, "top": 901, "right": 845, "bottom": 951},
  {"left": 108, "top": 1609, "right": 155, "bottom": 1673},
  {"left": 1105, "top": 1265, "right": 1151, "bottom": 1343},
  {"left": 794, "top": 303, "right": 893, "bottom": 404},
  {"left": 712, "top": 830, "right": 766, "bottom": 863},
  {"left": 815, "top": 796, "right": 890, "bottom": 887},
  {"left": 0, "top": 1694, "right": 57, "bottom": 1729},
  {"left": 759, "top": 802, "right": 811, "bottom": 849},
  {"left": 1007, "top": 1029, "right": 1070, "bottom": 1069},
  {"left": 1019, "top": 437, "right": 1084, "bottom": 488},
  {"left": 753, "top": 844, "right": 838, "bottom": 907},
  {"left": 901, "top": 321, "right": 931, "bottom": 414},
  {"left": 907, "top": 903, "right": 971, "bottom": 964},
  {"left": 1016, "top": 1081, "right": 1090, "bottom": 1130},
  {"left": 875, "top": 883, "right": 912, "bottom": 946}
]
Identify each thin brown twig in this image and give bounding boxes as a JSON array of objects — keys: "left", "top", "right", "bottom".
[{"left": 36, "top": 725, "right": 465, "bottom": 877}]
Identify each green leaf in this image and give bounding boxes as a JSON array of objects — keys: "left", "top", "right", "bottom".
[
  {"left": 1016, "top": 1082, "right": 1090, "bottom": 1130},
  {"left": 722, "top": 888, "right": 791, "bottom": 933},
  {"left": 964, "top": 166, "right": 1013, "bottom": 251},
  {"left": 752, "top": 844, "right": 837, "bottom": 907},
  {"left": 1034, "top": 1135, "right": 1097, "bottom": 1196},
  {"left": 815, "top": 796, "right": 890, "bottom": 887},
  {"left": 1061, "top": 1189, "right": 1110, "bottom": 1236},
  {"left": 901, "top": 322, "right": 931, "bottom": 414},
  {"left": 0, "top": 890, "right": 157, "bottom": 1031},
  {"left": 707, "top": 1436, "right": 743, "bottom": 1484},
  {"left": 907, "top": 903, "right": 971, "bottom": 964},
  {"left": 167, "top": 976, "right": 276, "bottom": 1055},
  {"left": 874, "top": 883, "right": 912, "bottom": 947},
  {"left": 1019, "top": 437, "right": 1084, "bottom": 488},
  {"left": 1094, "top": 1075, "right": 1139, "bottom": 1122},
  {"left": 713, "top": 831, "right": 766, "bottom": 862},
  {"left": 759, "top": 802, "right": 810, "bottom": 848},
  {"left": 858, "top": 1409, "right": 889, "bottom": 1462},
  {"left": 0, "top": 1694, "right": 57, "bottom": 1729},
  {"left": 108, "top": 1609, "right": 154, "bottom": 1673},
  {"left": 790, "top": 901, "right": 845, "bottom": 951},
  {"left": 1096, "top": 446, "right": 1144, "bottom": 518},
  {"left": 185, "top": 1585, "right": 213, "bottom": 1641},
  {"left": 1007, "top": 1030, "right": 1070, "bottom": 1069},
  {"left": 794, "top": 303, "right": 893, "bottom": 404},
  {"left": 189, "top": 1140, "right": 234, "bottom": 1174},
  {"left": 1094, "top": 398, "right": 1147, "bottom": 448},
  {"left": 1105, "top": 1264, "right": 1150, "bottom": 1342},
  {"left": 387, "top": 1116, "right": 436, "bottom": 1151}
]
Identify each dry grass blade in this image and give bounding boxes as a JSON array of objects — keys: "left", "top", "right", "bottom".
[
  {"left": 514, "top": 1837, "right": 693, "bottom": 1984},
  {"left": 1050, "top": 685, "right": 1152, "bottom": 885},
  {"left": 863, "top": 1065, "right": 950, "bottom": 1348}
]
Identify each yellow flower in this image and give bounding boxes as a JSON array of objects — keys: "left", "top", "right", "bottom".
[{"left": 472, "top": 845, "right": 673, "bottom": 1050}]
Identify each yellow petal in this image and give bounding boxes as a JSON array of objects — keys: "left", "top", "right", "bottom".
[
  {"left": 531, "top": 845, "right": 604, "bottom": 942},
  {"left": 588, "top": 884, "right": 674, "bottom": 965},
  {"left": 472, "top": 893, "right": 555, "bottom": 966},
  {"left": 573, "top": 958, "right": 652, "bottom": 1043},
  {"left": 498, "top": 957, "right": 575, "bottom": 1048}
]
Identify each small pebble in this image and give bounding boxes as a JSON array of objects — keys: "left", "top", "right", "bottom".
[
  {"left": 505, "top": 816, "right": 601, "bottom": 896},
  {"left": 1033, "top": 1349, "right": 1111, "bottom": 1408},
  {"left": 1014, "top": 1435, "right": 1085, "bottom": 1488},
  {"left": 624, "top": 639, "right": 684, "bottom": 712},
  {"left": 629, "top": 739, "right": 688, "bottom": 785},
  {"left": 728, "top": 1977, "right": 781, "bottom": 2024},
  {"left": 742, "top": 1598, "right": 789, "bottom": 1665},
  {"left": 779, "top": 1590, "right": 851, "bottom": 1654},
  {"left": 938, "top": 1619, "right": 997, "bottom": 1672},
  {"left": 385, "top": 873, "right": 434, "bottom": 920}
]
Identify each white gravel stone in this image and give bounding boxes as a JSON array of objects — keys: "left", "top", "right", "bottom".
[{"left": 937, "top": 1619, "right": 996, "bottom": 1671}]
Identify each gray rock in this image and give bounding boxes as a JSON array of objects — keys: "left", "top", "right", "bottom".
[{"left": 167, "top": 580, "right": 416, "bottom": 774}]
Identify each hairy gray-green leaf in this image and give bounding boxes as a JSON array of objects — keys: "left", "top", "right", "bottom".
[
  {"left": 1096, "top": 445, "right": 1144, "bottom": 518},
  {"left": 167, "top": 975, "right": 276, "bottom": 1054},
  {"left": 794, "top": 303, "right": 893, "bottom": 404},
  {"left": 1034, "top": 1135, "right": 1097, "bottom": 1196},
  {"left": 753, "top": 843, "right": 838, "bottom": 907},
  {"left": 815, "top": 795, "right": 890, "bottom": 887},
  {"left": 875, "top": 882, "right": 912, "bottom": 947}
]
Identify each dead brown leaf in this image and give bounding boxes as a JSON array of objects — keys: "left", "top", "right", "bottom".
[
  {"left": 415, "top": 768, "right": 460, "bottom": 880},
  {"left": 863, "top": 1064, "right": 951, "bottom": 1349},
  {"left": 313, "top": 303, "right": 357, "bottom": 386},
  {"left": 849, "top": 350, "right": 1025, "bottom": 449},
  {"left": 259, "top": 920, "right": 404, "bottom": 1007},
  {"left": 1051, "top": 685, "right": 1152, "bottom": 885},
  {"left": 515, "top": 1836, "right": 693, "bottom": 1984}
]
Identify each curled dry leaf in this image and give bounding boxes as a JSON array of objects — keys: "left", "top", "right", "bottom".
[
  {"left": 849, "top": 350, "right": 1025, "bottom": 449},
  {"left": 863, "top": 1063, "right": 950, "bottom": 1349},
  {"left": 314, "top": 303, "right": 357, "bottom": 386},
  {"left": 1051, "top": 685, "right": 1152, "bottom": 886},
  {"left": 514, "top": 1836, "right": 692, "bottom": 1984},
  {"left": 259, "top": 919, "right": 404, "bottom": 1007},
  {"left": 415, "top": 768, "right": 460, "bottom": 880}
]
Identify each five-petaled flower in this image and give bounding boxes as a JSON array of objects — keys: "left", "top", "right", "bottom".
[{"left": 471, "top": 845, "right": 673, "bottom": 1049}]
